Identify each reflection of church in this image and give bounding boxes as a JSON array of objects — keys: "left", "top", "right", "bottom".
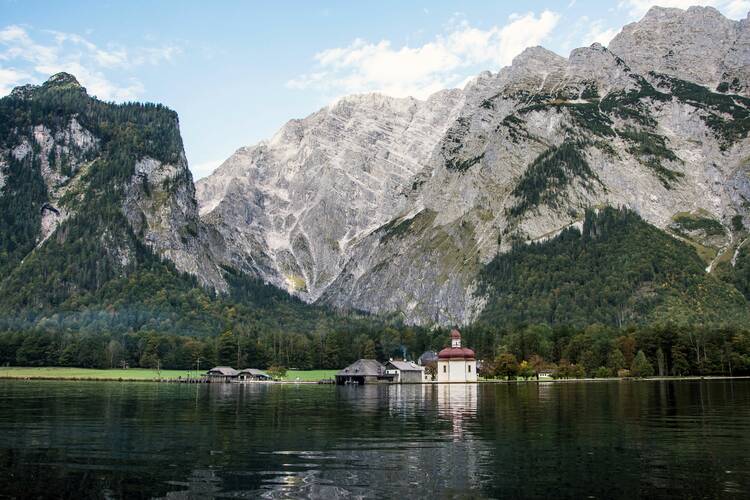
[{"left": 437, "top": 329, "right": 477, "bottom": 383}]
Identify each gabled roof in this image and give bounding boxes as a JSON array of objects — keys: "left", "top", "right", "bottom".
[
  {"left": 336, "top": 359, "right": 385, "bottom": 377},
  {"left": 386, "top": 360, "right": 424, "bottom": 371},
  {"left": 207, "top": 366, "right": 239, "bottom": 376},
  {"left": 238, "top": 368, "right": 270, "bottom": 377}
]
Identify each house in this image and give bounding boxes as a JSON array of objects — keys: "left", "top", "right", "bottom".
[
  {"left": 384, "top": 360, "right": 425, "bottom": 383},
  {"left": 237, "top": 368, "right": 271, "bottom": 381},
  {"left": 206, "top": 366, "right": 239, "bottom": 382},
  {"left": 417, "top": 351, "right": 438, "bottom": 366},
  {"left": 437, "top": 329, "right": 477, "bottom": 383},
  {"left": 335, "top": 359, "right": 394, "bottom": 385}
]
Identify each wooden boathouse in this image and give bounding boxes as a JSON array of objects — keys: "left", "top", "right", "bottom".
[{"left": 335, "top": 359, "right": 394, "bottom": 385}]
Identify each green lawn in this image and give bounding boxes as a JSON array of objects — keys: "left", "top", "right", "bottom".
[
  {"left": 0, "top": 367, "right": 192, "bottom": 380},
  {"left": 0, "top": 367, "right": 338, "bottom": 382},
  {"left": 282, "top": 370, "right": 337, "bottom": 382}
]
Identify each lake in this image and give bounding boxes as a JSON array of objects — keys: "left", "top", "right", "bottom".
[{"left": 0, "top": 379, "right": 748, "bottom": 499}]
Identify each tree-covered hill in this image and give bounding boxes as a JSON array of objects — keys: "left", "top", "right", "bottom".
[{"left": 476, "top": 207, "right": 750, "bottom": 329}]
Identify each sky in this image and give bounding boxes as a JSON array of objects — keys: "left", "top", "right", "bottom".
[{"left": 1, "top": 1, "right": 749, "bottom": 180}]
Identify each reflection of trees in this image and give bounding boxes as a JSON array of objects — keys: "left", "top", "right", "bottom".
[
  {"left": 1, "top": 380, "right": 749, "bottom": 498},
  {"left": 471, "top": 380, "right": 750, "bottom": 498}
]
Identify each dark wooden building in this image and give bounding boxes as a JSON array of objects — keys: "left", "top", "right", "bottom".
[
  {"left": 206, "top": 366, "right": 239, "bottom": 382},
  {"left": 335, "top": 359, "right": 394, "bottom": 385},
  {"left": 237, "top": 368, "right": 271, "bottom": 381}
]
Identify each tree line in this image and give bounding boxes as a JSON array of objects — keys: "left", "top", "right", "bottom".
[
  {"left": 1, "top": 322, "right": 748, "bottom": 378},
  {"left": 463, "top": 322, "right": 750, "bottom": 379}
]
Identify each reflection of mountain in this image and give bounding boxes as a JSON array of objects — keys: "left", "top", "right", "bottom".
[{"left": 6, "top": 381, "right": 748, "bottom": 498}]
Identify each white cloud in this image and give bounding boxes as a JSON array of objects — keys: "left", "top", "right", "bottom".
[
  {"left": 725, "top": 0, "right": 750, "bottom": 18},
  {"left": 0, "top": 66, "right": 29, "bottom": 95},
  {"left": 584, "top": 20, "right": 620, "bottom": 46},
  {"left": 619, "top": 0, "right": 749, "bottom": 19},
  {"left": 0, "top": 24, "right": 181, "bottom": 101},
  {"left": 287, "top": 10, "right": 560, "bottom": 99}
]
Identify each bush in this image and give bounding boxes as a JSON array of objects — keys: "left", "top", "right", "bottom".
[{"left": 267, "top": 365, "right": 287, "bottom": 380}]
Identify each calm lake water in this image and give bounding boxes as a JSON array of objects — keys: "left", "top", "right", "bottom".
[{"left": 0, "top": 380, "right": 749, "bottom": 499}]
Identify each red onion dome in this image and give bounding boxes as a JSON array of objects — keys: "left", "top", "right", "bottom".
[
  {"left": 450, "top": 329, "right": 461, "bottom": 339},
  {"left": 438, "top": 347, "right": 476, "bottom": 360}
]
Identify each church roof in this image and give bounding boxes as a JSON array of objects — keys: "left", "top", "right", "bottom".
[{"left": 438, "top": 347, "right": 475, "bottom": 360}]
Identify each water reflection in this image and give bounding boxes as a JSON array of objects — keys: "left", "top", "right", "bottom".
[
  {"left": 435, "top": 383, "right": 477, "bottom": 441},
  {"left": 0, "top": 380, "right": 749, "bottom": 499}
]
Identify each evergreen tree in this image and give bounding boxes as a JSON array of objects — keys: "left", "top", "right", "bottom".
[
  {"left": 631, "top": 350, "right": 655, "bottom": 378},
  {"left": 607, "top": 348, "right": 626, "bottom": 372},
  {"left": 216, "top": 331, "right": 236, "bottom": 366}
]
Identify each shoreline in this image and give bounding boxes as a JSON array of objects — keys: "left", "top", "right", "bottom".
[
  {"left": 0, "top": 376, "right": 323, "bottom": 384},
  {"left": 0, "top": 367, "right": 337, "bottom": 384},
  {"left": 1, "top": 372, "right": 748, "bottom": 384}
]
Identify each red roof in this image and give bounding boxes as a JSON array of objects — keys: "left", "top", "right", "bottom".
[{"left": 438, "top": 347, "right": 475, "bottom": 360}]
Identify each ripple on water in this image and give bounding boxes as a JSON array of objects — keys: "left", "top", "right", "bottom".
[{"left": 0, "top": 379, "right": 749, "bottom": 498}]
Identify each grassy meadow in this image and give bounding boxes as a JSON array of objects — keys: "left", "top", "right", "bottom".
[
  {"left": 282, "top": 370, "right": 337, "bottom": 382},
  {"left": 0, "top": 367, "right": 338, "bottom": 382},
  {"left": 0, "top": 367, "right": 191, "bottom": 380}
]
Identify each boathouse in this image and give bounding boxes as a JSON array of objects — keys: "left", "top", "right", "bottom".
[
  {"left": 384, "top": 360, "right": 425, "bottom": 383},
  {"left": 206, "top": 366, "right": 239, "bottom": 382},
  {"left": 437, "top": 329, "right": 477, "bottom": 383},
  {"left": 335, "top": 359, "right": 394, "bottom": 385},
  {"left": 237, "top": 368, "right": 271, "bottom": 381}
]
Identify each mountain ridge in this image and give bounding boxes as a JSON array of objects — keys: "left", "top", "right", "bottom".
[
  {"left": 195, "top": 5, "right": 750, "bottom": 325},
  {"left": 3, "top": 5, "right": 750, "bottom": 331}
]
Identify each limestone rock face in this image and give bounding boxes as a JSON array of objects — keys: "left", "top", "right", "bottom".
[
  {"left": 609, "top": 6, "right": 750, "bottom": 93},
  {"left": 196, "top": 90, "right": 465, "bottom": 300},
  {"left": 1, "top": 118, "right": 100, "bottom": 245},
  {"left": 196, "top": 6, "right": 750, "bottom": 325},
  {"left": 122, "top": 154, "right": 224, "bottom": 289}
]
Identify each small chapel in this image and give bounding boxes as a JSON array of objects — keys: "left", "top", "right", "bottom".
[{"left": 437, "top": 329, "right": 477, "bottom": 383}]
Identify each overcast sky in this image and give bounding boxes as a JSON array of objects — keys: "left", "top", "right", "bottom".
[{"left": 1, "top": 0, "right": 749, "bottom": 179}]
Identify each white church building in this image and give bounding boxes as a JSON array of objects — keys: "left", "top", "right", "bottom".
[{"left": 437, "top": 329, "right": 477, "bottom": 383}]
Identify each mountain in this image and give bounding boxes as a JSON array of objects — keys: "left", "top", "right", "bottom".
[
  {"left": 196, "top": 6, "right": 750, "bottom": 325},
  {"left": 0, "top": 73, "right": 380, "bottom": 339},
  {"left": 195, "top": 91, "right": 464, "bottom": 302},
  {"left": 2, "top": 6, "right": 749, "bottom": 332}
]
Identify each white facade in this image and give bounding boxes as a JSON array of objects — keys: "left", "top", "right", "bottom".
[
  {"left": 437, "top": 358, "right": 477, "bottom": 383},
  {"left": 384, "top": 360, "right": 425, "bottom": 383}
]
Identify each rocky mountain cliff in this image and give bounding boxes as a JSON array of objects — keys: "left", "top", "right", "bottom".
[
  {"left": 196, "top": 5, "right": 750, "bottom": 325},
  {"left": 0, "top": 73, "right": 225, "bottom": 315}
]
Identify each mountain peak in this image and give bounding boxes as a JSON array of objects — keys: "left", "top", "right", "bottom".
[
  {"left": 511, "top": 46, "right": 565, "bottom": 66},
  {"left": 43, "top": 72, "right": 83, "bottom": 89},
  {"left": 609, "top": 4, "right": 743, "bottom": 91}
]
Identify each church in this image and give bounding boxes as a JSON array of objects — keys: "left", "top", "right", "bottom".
[{"left": 437, "top": 329, "right": 477, "bottom": 383}]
